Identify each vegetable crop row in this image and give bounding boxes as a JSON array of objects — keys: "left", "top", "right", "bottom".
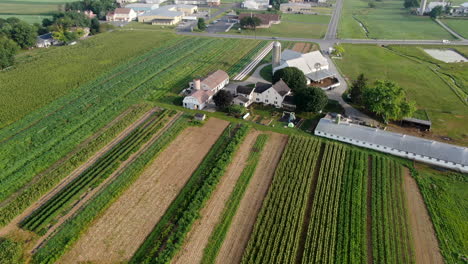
[
  {"left": 201, "top": 134, "right": 269, "bottom": 264},
  {"left": 130, "top": 124, "right": 250, "bottom": 264},
  {"left": 32, "top": 114, "right": 189, "bottom": 264},
  {"left": 241, "top": 136, "right": 321, "bottom": 264},
  {"left": 0, "top": 104, "right": 149, "bottom": 227},
  {"left": 20, "top": 110, "right": 173, "bottom": 234}
]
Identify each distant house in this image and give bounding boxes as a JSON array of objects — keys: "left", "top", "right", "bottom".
[
  {"left": 280, "top": 3, "right": 316, "bottom": 13},
  {"left": 174, "top": 0, "right": 220, "bottom": 6},
  {"left": 106, "top": 8, "right": 137, "bottom": 22},
  {"left": 36, "top": 33, "right": 60, "bottom": 48},
  {"left": 242, "top": 0, "right": 270, "bottom": 10},
  {"left": 183, "top": 70, "right": 229, "bottom": 110},
  {"left": 238, "top": 13, "right": 280, "bottom": 28},
  {"left": 125, "top": 3, "right": 159, "bottom": 14},
  {"left": 194, "top": 113, "right": 207, "bottom": 121},
  {"left": 138, "top": 4, "right": 197, "bottom": 25},
  {"left": 77, "top": 10, "right": 96, "bottom": 19},
  {"left": 453, "top": 2, "right": 468, "bottom": 15},
  {"left": 419, "top": 1, "right": 450, "bottom": 13}
]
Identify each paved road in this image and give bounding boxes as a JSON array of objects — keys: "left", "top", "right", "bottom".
[
  {"left": 325, "top": 0, "right": 344, "bottom": 40},
  {"left": 435, "top": 19, "right": 466, "bottom": 41}
]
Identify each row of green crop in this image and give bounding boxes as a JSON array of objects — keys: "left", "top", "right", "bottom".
[
  {"left": 130, "top": 124, "right": 250, "bottom": 264},
  {"left": 0, "top": 104, "right": 150, "bottom": 227},
  {"left": 201, "top": 134, "right": 269, "bottom": 264},
  {"left": 371, "top": 156, "right": 414, "bottom": 264},
  {"left": 241, "top": 136, "right": 322, "bottom": 264},
  {"left": 412, "top": 168, "right": 468, "bottom": 264},
  {"left": 301, "top": 143, "right": 347, "bottom": 264},
  {"left": 20, "top": 110, "right": 173, "bottom": 235},
  {"left": 0, "top": 37, "right": 210, "bottom": 204},
  {"left": 0, "top": 37, "right": 264, "bottom": 228},
  {"left": 335, "top": 150, "right": 368, "bottom": 264},
  {"left": 226, "top": 41, "right": 269, "bottom": 76},
  {"left": 32, "top": 115, "right": 189, "bottom": 264}
]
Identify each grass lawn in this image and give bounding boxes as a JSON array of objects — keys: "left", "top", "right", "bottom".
[
  {"left": 0, "top": 2, "right": 60, "bottom": 15},
  {"left": 441, "top": 18, "right": 468, "bottom": 39},
  {"left": 0, "top": 14, "right": 51, "bottom": 23},
  {"left": 227, "top": 14, "right": 330, "bottom": 39},
  {"left": 334, "top": 44, "right": 468, "bottom": 144},
  {"left": 339, "top": 0, "right": 455, "bottom": 39},
  {"left": 0, "top": 30, "right": 178, "bottom": 128},
  {"left": 414, "top": 165, "right": 468, "bottom": 264}
]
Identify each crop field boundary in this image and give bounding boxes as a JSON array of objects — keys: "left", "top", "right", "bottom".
[
  {"left": 366, "top": 155, "right": 373, "bottom": 264},
  {"left": 0, "top": 105, "right": 151, "bottom": 210},
  {"left": 295, "top": 142, "right": 325, "bottom": 264},
  {"left": 31, "top": 112, "right": 183, "bottom": 253}
]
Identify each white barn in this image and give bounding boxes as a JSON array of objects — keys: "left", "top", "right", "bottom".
[
  {"left": 183, "top": 70, "right": 229, "bottom": 110},
  {"left": 315, "top": 117, "right": 468, "bottom": 173}
]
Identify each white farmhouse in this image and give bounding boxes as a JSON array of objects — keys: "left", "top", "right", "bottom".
[
  {"left": 106, "top": 8, "right": 137, "bottom": 22},
  {"left": 183, "top": 70, "right": 229, "bottom": 110},
  {"left": 253, "top": 80, "right": 291, "bottom": 108}
]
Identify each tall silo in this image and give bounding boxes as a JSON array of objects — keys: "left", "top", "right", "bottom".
[{"left": 272, "top": 41, "right": 281, "bottom": 68}]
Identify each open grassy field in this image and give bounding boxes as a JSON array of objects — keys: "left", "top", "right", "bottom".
[
  {"left": 226, "top": 14, "right": 330, "bottom": 39},
  {"left": 0, "top": 14, "right": 51, "bottom": 23},
  {"left": 334, "top": 44, "right": 468, "bottom": 145},
  {"left": 440, "top": 18, "right": 468, "bottom": 39},
  {"left": 413, "top": 165, "right": 468, "bottom": 264},
  {"left": 338, "top": 0, "right": 455, "bottom": 39},
  {"left": 0, "top": 30, "right": 175, "bottom": 128}
]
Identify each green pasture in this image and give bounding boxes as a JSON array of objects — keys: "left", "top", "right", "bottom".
[
  {"left": 334, "top": 44, "right": 468, "bottom": 144},
  {"left": 338, "top": 0, "right": 455, "bottom": 39},
  {"left": 0, "top": 14, "right": 51, "bottom": 23},
  {"left": 0, "top": 30, "right": 177, "bottom": 128},
  {"left": 227, "top": 14, "right": 330, "bottom": 39},
  {"left": 414, "top": 166, "right": 468, "bottom": 264},
  {"left": 441, "top": 18, "right": 468, "bottom": 39}
]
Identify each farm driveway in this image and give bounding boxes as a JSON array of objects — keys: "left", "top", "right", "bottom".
[
  {"left": 215, "top": 132, "right": 288, "bottom": 264},
  {"left": 403, "top": 168, "right": 444, "bottom": 264},
  {"left": 59, "top": 118, "right": 229, "bottom": 264},
  {"left": 172, "top": 130, "right": 260, "bottom": 264}
]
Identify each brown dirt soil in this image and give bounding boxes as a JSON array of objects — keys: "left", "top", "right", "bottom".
[
  {"left": 0, "top": 108, "right": 158, "bottom": 239},
  {"left": 403, "top": 168, "right": 444, "bottom": 264},
  {"left": 58, "top": 118, "right": 229, "bottom": 264},
  {"left": 292, "top": 43, "right": 305, "bottom": 53},
  {"left": 31, "top": 112, "right": 182, "bottom": 253},
  {"left": 215, "top": 133, "right": 288, "bottom": 264},
  {"left": 171, "top": 131, "right": 260, "bottom": 264}
]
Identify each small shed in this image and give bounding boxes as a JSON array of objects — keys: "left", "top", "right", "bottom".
[
  {"left": 401, "top": 117, "right": 432, "bottom": 131},
  {"left": 194, "top": 113, "right": 206, "bottom": 121}
]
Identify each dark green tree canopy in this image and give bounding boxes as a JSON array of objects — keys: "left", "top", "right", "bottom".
[
  {"left": 363, "top": 80, "right": 416, "bottom": 122},
  {"left": 197, "top": 18, "right": 206, "bottom": 31},
  {"left": 404, "top": 0, "right": 419, "bottom": 8},
  {"left": 0, "top": 19, "right": 37, "bottom": 48},
  {"left": 65, "top": 0, "right": 116, "bottom": 19},
  {"left": 429, "top": 5, "right": 443, "bottom": 18},
  {"left": 350, "top": 73, "right": 367, "bottom": 104},
  {"left": 295, "top": 86, "right": 328, "bottom": 113},
  {"left": 0, "top": 37, "right": 19, "bottom": 70},
  {"left": 272, "top": 67, "right": 308, "bottom": 92},
  {"left": 213, "top": 90, "right": 233, "bottom": 110},
  {"left": 240, "top": 16, "right": 262, "bottom": 29}
]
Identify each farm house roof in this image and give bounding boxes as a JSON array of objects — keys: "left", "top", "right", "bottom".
[
  {"left": 274, "top": 50, "right": 329, "bottom": 76},
  {"left": 306, "top": 69, "right": 335, "bottom": 82},
  {"left": 315, "top": 118, "right": 468, "bottom": 166},
  {"left": 272, "top": 79, "right": 291, "bottom": 96},
  {"left": 201, "top": 70, "right": 229, "bottom": 90}
]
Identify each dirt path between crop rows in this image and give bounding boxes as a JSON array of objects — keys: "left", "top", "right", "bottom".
[
  {"left": 215, "top": 133, "right": 288, "bottom": 264},
  {"left": 403, "top": 168, "right": 443, "bottom": 264},
  {"left": 366, "top": 155, "right": 374, "bottom": 264},
  {"left": 59, "top": 118, "right": 229, "bottom": 264},
  {"left": 171, "top": 130, "right": 260, "bottom": 264},
  {"left": 0, "top": 106, "right": 142, "bottom": 209},
  {"left": 31, "top": 112, "right": 182, "bottom": 253},
  {"left": 0, "top": 107, "right": 158, "bottom": 239}
]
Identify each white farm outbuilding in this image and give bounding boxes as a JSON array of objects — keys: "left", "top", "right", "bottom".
[{"left": 315, "top": 117, "right": 468, "bottom": 173}]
